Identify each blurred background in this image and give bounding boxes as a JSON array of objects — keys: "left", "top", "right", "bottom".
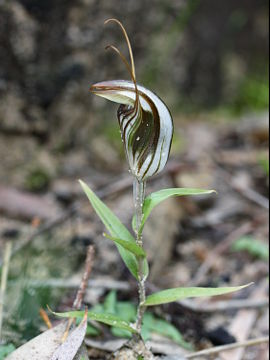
[
  {"left": 0, "top": 0, "right": 268, "bottom": 173},
  {"left": 0, "top": 0, "right": 269, "bottom": 357}
]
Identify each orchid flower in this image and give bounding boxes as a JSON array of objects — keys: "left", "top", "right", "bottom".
[{"left": 90, "top": 19, "right": 173, "bottom": 182}]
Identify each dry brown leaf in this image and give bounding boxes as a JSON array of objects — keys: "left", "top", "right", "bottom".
[
  {"left": 6, "top": 315, "right": 88, "bottom": 360},
  {"left": 50, "top": 310, "right": 88, "bottom": 360},
  {"left": 6, "top": 323, "right": 66, "bottom": 360}
]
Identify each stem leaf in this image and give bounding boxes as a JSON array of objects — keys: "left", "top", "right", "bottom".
[
  {"left": 79, "top": 180, "right": 141, "bottom": 279},
  {"left": 144, "top": 283, "right": 252, "bottom": 306},
  {"left": 139, "top": 188, "right": 216, "bottom": 232},
  {"left": 103, "top": 233, "right": 146, "bottom": 257},
  {"left": 51, "top": 309, "right": 137, "bottom": 334}
]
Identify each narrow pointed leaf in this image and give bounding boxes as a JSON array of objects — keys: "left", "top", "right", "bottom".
[
  {"left": 144, "top": 283, "right": 252, "bottom": 306},
  {"left": 104, "top": 290, "right": 117, "bottom": 314},
  {"left": 52, "top": 310, "right": 137, "bottom": 334},
  {"left": 143, "top": 312, "right": 193, "bottom": 350},
  {"left": 104, "top": 233, "right": 146, "bottom": 257},
  {"left": 79, "top": 180, "right": 134, "bottom": 241},
  {"left": 139, "top": 188, "right": 216, "bottom": 232},
  {"left": 79, "top": 180, "right": 140, "bottom": 279}
]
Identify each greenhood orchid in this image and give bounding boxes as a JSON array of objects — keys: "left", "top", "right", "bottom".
[{"left": 90, "top": 19, "right": 173, "bottom": 182}]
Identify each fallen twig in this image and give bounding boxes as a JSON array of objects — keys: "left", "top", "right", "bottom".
[
  {"left": 0, "top": 241, "right": 12, "bottom": 341},
  {"left": 73, "top": 245, "right": 95, "bottom": 310},
  {"left": 63, "top": 245, "right": 95, "bottom": 342},
  {"left": 186, "top": 336, "right": 269, "bottom": 359}
]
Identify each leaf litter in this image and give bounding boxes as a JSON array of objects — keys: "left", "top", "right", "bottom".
[{"left": 50, "top": 309, "right": 88, "bottom": 360}]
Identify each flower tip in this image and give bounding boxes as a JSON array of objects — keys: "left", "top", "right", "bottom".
[
  {"left": 104, "top": 18, "right": 118, "bottom": 26},
  {"left": 89, "top": 84, "right": 96, "bottom": 93},
  {"left": 90, "top": 83, "right": 104, "bottom": 95}
]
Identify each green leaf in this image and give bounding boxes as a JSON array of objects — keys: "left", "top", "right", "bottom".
[
  {"left": 79, "top": 180, "right": 142, "bottom": 279},
  {"left": 0, "top": 344, "right": 15, "bottom": 359},
  {"left": 139, "top": 188, "right": 216, "bottom": 232},
  {"left": 52, "top": 309, "right": 137, "bottom": 334},
  {"left": 104, "top": 290, "right": 117, "bottom": 314},
  {"left": 75, "top": 317, "right": 101, "bottom": 336},
  {"left": 232, "top": 236, "right": 269, "bottom": 261},
  {"left": 86, "top": 324, "right": 100, "bottom": 336},
  {"left": 142, "top": 312, "right": 193, "bottom": 350},
  {"left": 110, "top": 298, "right": 137, "bottom": 339},
  {"left": 103, "top": 233, "right": 146, "bottom": 257},
  {"left": 144, "top": 283, "right": 252, "bottom": 306},
  {"left": 112, "top": 300, "right": 137, "bottom": 338},
  {"left": 111, "top": 302, "right": 136, "bottom": 338},
  {"left": 111, "top": 327, "right": 133, "bottom": 339}
]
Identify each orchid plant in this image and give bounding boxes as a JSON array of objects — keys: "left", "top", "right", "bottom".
[{"left": 54, "top": 19, "right": 249, "bottom": 348}]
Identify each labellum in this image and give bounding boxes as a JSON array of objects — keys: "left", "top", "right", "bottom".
[{"left": 90, "top": 19, "right": 173, "bottom": 181}]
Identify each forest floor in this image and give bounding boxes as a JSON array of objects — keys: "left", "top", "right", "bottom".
[{"left": 0, "top": 111, "right": 269, "bottom": 359}]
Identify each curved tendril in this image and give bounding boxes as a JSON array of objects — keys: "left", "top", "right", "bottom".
[
  {"left": 105, "top": 45, "right": 139, "bottom": 111},
  {"left": 104, "top": 18, "right": 136, "bottom": 79},
  {"left": 104, "top": 19, "right": 140, "bottom": 112}
]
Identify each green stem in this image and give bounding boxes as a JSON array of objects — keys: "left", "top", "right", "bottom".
[{"left": 133, "top": 178, "right": 146, "bottom": 334}]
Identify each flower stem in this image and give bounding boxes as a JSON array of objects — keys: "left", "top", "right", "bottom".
[{"left": 133, "top": 178, "right": 146, "bottom": 334}]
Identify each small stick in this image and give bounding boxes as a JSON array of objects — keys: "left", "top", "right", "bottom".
[
  {"left": 73, "top": 245, "right": 95, "bottom": 310},
  {"left": 186, "top": 336, "right": 269, "bottom": 359},
  {"left": 0, "top": 241, "right": 12, "bottom": 341},
  {"left": 62, "top": 245, "right": 95, "bottom": 342}
]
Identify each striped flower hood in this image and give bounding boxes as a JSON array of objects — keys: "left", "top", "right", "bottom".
[
  {"left": 91, "top": 80, "right": 173, "bottom": 181},
  {"left": 90, "top": 19, "right": 173, "bottom": 182}
]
